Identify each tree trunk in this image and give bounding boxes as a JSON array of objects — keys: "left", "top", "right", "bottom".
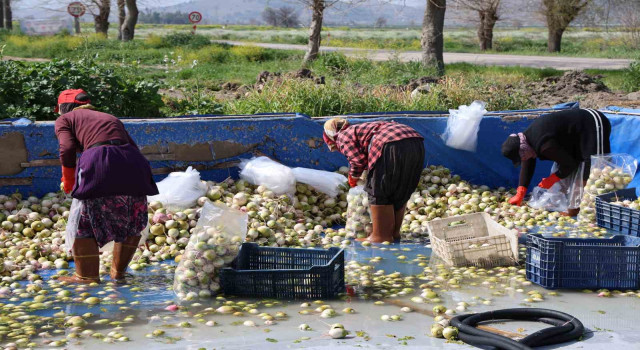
[
  {"left": 477, "top": 10, "right": 497, "bottom": 51},
  {"left": 421, "top": 0, "right": 446, "bottom": 75},
  {"left": 303, "top": 0, "right": 324, "bottom": 65},
  {"left": 117, "top": 0, "right": 126, "bottom": 40},
  {"left": 4, "top": 0, "right": 11, "bottom": 30},
  {"left": 120, "top": 0, "right": 139, "bottom": 41},
  {"left": 547, "top": 26, "right": 564, "bottom": 52},
  {"left": 94, "top": 1, "right": 111, "bottom": 36},
  {"left": 0, "top": 0, "right": 5, "bottom": 30}
]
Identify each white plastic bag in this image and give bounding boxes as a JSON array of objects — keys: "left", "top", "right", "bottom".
[
  {"left": 239, "top": 157, "right": 296, "bottom": 196},
  {"left": 292, "top": 167, "right": 347, "bottom": 198},
  {"left": 345, "top": 186, "right": 372, "bottom": 239},
  {"left": 173, "top": 201, "right": 247, "bottom": 300},
  {"left": 64, "top": 198, "right": 82, "bottom": 255},
  {"left": 442, "top": 101, "right": 487, "bottom": 152},
  {"left": 148, "top": 166, "right": 207, "bottom": 211},
  {"left": 528, "top": 162, "right": 585, "bottom": 212}
]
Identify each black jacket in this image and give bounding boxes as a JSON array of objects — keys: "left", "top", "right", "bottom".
[{"left": 518, "top": 109, "right": 611, "bottom": 187}]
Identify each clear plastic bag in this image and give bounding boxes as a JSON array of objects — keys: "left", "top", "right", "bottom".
[
  {"left": 292, "top": 167, "right": 347, "bottom": 198},
  {"left": 528, "top": 162, "right": 585, "bottom": 212},
  {"left": 64, "top": 198, "right": 82, "bottom": 255},
  {"left": 442, "top": 101, "right": 487, "bottom": 152},
  {"left": 345, "top": 186, "right": 372, "bottom": 239},
  {"left": 100, "top": 223, "right": 149, "bottom": 253},
  {"left": 580, "top": 153, "right": 638, "bottom": 222},
  {"left": 148, "top": 166, "right": 207, "bottom": 211},
  {"left": 239, "top": 157, "right": 296, "bottom": 196},
  {"left": 173, "top": 201, "right": 247, "bottom": 301}
]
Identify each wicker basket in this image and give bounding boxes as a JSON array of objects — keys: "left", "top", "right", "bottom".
[{"left": 427, "top": 213, "right": 518, "bottom": 267}]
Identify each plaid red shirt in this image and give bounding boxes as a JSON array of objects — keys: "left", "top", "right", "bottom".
[{"left": 335, "top": 121, "right": 423, "bottom": 178}]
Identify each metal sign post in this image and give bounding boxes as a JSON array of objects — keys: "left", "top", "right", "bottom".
[
  {"left": 67, "top": 2, "right": 85, "bottom": 34},
  {"left": 189, "top": 11, "right": 202, "bottom": 34}
]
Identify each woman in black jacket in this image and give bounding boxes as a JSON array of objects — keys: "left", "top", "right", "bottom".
[{"left": 501, "top": 108, "right": 610, "bottom": 216}]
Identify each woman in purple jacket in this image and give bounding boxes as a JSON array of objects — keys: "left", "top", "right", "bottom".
[{"left": 55, "top": 89, "right": 158, "bottom": 283}]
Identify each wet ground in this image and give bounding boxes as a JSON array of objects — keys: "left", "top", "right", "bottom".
[{"left": 22, "top": 240, "right": 640, "bottom": 350}]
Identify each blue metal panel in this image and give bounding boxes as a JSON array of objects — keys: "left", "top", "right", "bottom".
[{"left": 2, "top": 105, "right": 640, "bottom": 197}]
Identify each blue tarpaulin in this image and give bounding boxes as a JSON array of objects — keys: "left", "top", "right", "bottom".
[{"left": 1, "top": 103, "right": 640, "bottom": 197}]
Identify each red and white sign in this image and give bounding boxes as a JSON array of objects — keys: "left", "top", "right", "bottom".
[
  {"left": 67, "top": 2, "right": 86, "bottom": 17},
  {"left": 188, "top": 11, "right": 202, "bottom": 24}
]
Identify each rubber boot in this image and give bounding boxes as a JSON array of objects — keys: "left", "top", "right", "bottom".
[
  {"left": 367, "top": 204, "right": 395, "bottom": 243},
  {"left": 58, "top": 238, "right": 100, "bottom": 284},
  {"left": 110, "top": 235, "right": 141, "bottom": 281},
  {"left": 393, "top": 204, "right": 407, "bottom": 242},
  {"left": 561, "top": 208, "right": 580, "bottom": 217}
]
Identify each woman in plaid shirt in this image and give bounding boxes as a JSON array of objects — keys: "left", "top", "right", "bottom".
[{"left": 323, "top": 118, "right": 425, "bottom": 243}]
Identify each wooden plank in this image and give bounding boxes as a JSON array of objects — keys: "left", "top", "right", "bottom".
[
  {"left": 20, "top": 159, "right": 61, "bottom": 168},
  {"left": 144, "top": 154, "right": 176, "bottom": 161},
  {"left": 21, "top": 154, "right": 178, "bottom": 167},
  {"left": 0, "top": 177, "right": 33, "bottom": 186},
  {"left": 384, "top": 299, "right": 526, "bottom": 339},
  {"left": 152, "top": 160, "right": 241, "bottom": 175}
]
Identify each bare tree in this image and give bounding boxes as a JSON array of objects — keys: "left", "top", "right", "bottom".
[
  {"left": 0, "top": 0, "right": 4, "bottom": 29},
  {"left": 91, "top": 0, "right": 111, "bottom": 36},
  {"left": 278, "top": 6, "right": 299, "bottom": 27},
  {"left": 294, "top": 0, "right": 364, "bottom": 65},
  {"left": 120, "top": 0, "right": 138, "bottom": 41},
  {"left": 375, "top": 16, "right": 387, "bottom": 28},
  {"left": 454, "top": 0, "right": 500, "bottom": 50},
  {"left": 618, "top": 0, "right": 640, "bottom": 48},
  {"left": 421, "top": 0, "right": 447, "bottom": 75},
  {"left": 4, "top": 0, "right": 12, "bottom": 30},
  {"left": 540, "top": 0, "right": 588, "bottom": 52},
  {"left": 117, "top": 0, "right": 126, "bottom": 40},
  {"left": 263, "top": 7, "right": 279, "bottom": 26}
]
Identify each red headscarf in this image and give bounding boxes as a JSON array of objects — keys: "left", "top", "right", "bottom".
[{"left": 54, "top": 89, "right": 90, "bottom": 113}]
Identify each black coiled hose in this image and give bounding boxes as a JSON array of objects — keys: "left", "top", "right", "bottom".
[{"left": 449, "top": 308, "right": 584, "bottom": 350}]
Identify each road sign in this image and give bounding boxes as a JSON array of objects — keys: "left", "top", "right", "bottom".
[
  {"left": 189, "top": 11, "right": 202, "bottom": 24},
  {"left": 67, "top": 2, "right": 86, "bottom": 17}
]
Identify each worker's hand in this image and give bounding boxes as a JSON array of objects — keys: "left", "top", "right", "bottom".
[
  {"left": 538, "top": 173, "right": 561, "bottom": 189},
  {"left": 348, "top": 175, "right": 359, "bottom": 188},
  {"left": 61, "top": 166, "right": 76, "bottom": 194},
  {"left": 508, "top": 186, "right": 527, "bottom": 206}
]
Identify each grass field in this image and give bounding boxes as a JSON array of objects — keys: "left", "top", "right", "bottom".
[
  {"left": 125, "top": 25, "right": 640, "bottom": 59},
  {"left": 0, "top": 29, "right": 638, "bottom": 119}
]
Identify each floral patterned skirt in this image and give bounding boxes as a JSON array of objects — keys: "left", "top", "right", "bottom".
[{"left": 76, "top": 195, "right": 148, "bottom": 248}]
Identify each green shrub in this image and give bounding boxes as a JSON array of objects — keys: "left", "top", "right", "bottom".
[
  {"left": 147, "top": 32, "right": 211, "bottom": 49},
  {"left": 224, "top": 77, "right": 531, "bottom": 117},
  {"left": 230, "top": 45, "right": 270, "bottom": 62},
  {"left": 622, "top": 60, "right": 640, "bottom": 92},
  {"left": 0, "top": 59, "right": 163, "bottom": 120},
  {"left": 317, "top": 52, "right": 349, "bottom": 73}
]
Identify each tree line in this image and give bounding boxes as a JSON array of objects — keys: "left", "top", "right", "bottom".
[{"left": 292, "top": 0, "right": 640, "bottom": 73}]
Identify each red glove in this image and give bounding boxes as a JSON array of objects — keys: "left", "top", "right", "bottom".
[
  {"left": 348, "top": 175, "right": 359, "bottom": 188},
  {"left": 61, "top": 166, "right": 76, "bottom": 194},
  {"left": 509, "top": 186, "right": 527, "bottom": 206},
  {"left": 538, "top": 173, "right": 561, "bottom": 189}
]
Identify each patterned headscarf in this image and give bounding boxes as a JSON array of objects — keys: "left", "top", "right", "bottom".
[
  {"left": 323, "top": 118, "right": 349, "bottom": 151},
  {"left": 516, "top": 133, "right": 537, "bottom": 160}
]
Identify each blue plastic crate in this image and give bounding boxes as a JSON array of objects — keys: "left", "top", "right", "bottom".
[
  {"left": 526, "top": 234, "right": 640, "bottom": 290},
  {"left": 596, "top": 188, "right": 640, "bottom": 237},
  {"left": 220, "top": 243, "right": 345, "bottom": 299}
]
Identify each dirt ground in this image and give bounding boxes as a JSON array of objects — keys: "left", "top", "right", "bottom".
[{"left": 521, "top": 71, "right": 640, "bottom": 109}]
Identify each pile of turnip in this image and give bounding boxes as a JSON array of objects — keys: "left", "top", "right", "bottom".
[
  {"left": 344, "top": 187, "right": 372, "bottom": 240},
  {"left": 173, "top": 225, "right": 243, "bottom": 301}
]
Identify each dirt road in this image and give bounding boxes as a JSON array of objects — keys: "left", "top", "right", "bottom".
[{"left": 214, "top": 40, "right": 633, "bottom": 70}]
